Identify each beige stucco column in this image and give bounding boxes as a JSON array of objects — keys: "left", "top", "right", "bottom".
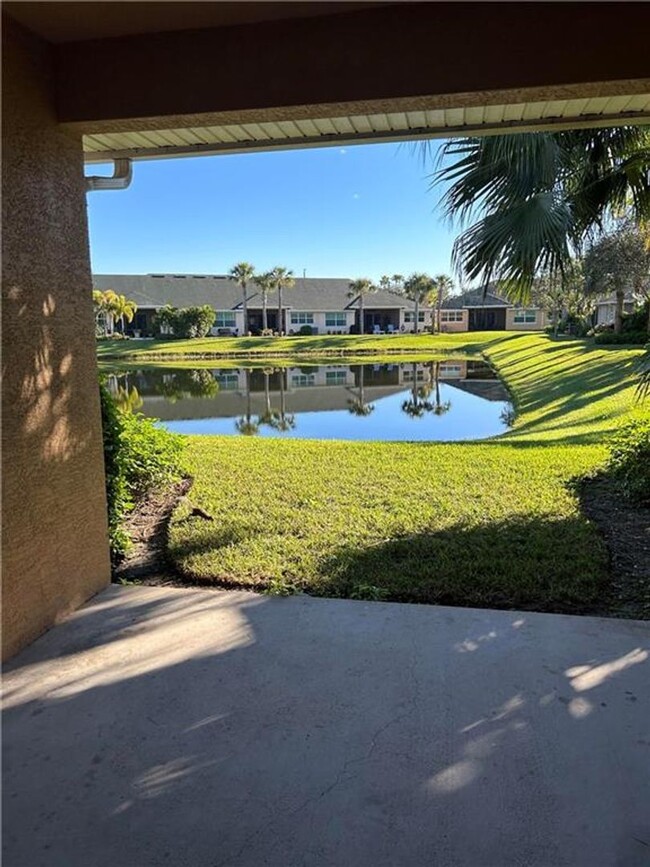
[{"left": 2, "top": 17, "right": 111, "bottom": 659}]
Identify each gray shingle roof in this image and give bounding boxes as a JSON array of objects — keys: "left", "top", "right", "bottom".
[
  {"left": 442, "top": 291, "right": 511, "bottom": 309},
  {"left": 92, "top": 274, "right": 418, "bottom": 311}
]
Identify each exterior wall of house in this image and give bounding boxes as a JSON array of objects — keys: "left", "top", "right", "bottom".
[
  {"left": 438, "top": 310, "right": 469, "bottom": 332},
  {"left": 287, "top": 310, "right": 355, "bottom": 335},
  {"left": 2, "top": 18, "right": 111, "bottom": 660},
  {"left": 596, "top": 301, "right": 635, "bottom": 326},
  {"left": 505, "top": 308, "right": 547, "bottom": 331},
  {"left": 400, "top": 308, "right": 433, "bottom": 332},
  {"left": 210, "top": 309, "right": 246, "bottom": 335}
]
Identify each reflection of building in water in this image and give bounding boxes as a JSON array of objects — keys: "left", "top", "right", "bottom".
[{"left": 110, "top": 359, "right": 507, "bottom": 420}]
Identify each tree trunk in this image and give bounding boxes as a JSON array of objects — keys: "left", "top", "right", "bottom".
[
  {"left": 614, "top": 287, "right": 624, "bottom": 334},
  {"left": 242, "top": 284, "right": 248, "bottom": 335},
  {"left": 554, "top": 304, "right": 560, "bottom": 337},
  {"left": 278, "top": 287, "right": 283, "bottom": 336},
  {"left": 436, "top": 291, "right": 443, "bottom": 334},
  {"left": 646, "top": 295, "right": 650, "bottom": 335},
  {"left": 414, "top": 299, "right": 419, "bottom": 334},
  {"left": 359, "top": 294, "right": 364, "bottom": 334},
  {"left": 263, "top": 294, "right": 268, "bottom": 331}
]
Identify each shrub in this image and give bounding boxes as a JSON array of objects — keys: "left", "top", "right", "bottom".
[
  {"left": 298, "top": 324, "right": 313, "bottom": 336},
  {"left": 100, "top": 384, "right": 185, "bottom": 559},
  {"left": 607, "top": 414, "right": 650, "bottom": 505},
  {"left": 594, "top": 331, "right": 648, "bottom": 345},
  {"left": 153, "top": 305, "right": 215, "bottom": 338}
]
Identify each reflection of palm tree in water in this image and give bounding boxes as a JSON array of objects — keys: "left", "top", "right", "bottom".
[
  {"left": 401, "top": 362, "right": 432, "bottom": 418},
  {"left": 235, "top": 368, "right": 259, "bottom": 436},
  {"left": 257, "top": 368, "right": 280, "bottom": 429},
  {"left": 269, "top": 368, "right": 296, "bottom": 433},
  {"left": 348, "top": 365, "right": 375, "bottom": 416},
  {"left": 430, "top": 361, "right": 451, "bottom": 417}
]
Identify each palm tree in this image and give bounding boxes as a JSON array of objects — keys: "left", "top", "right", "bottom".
[
  {"left": 427, "top": 128, "right": 650, "bottom": 300},
  {"left": 431, "top": 274, "right": 454, "bottom": 333},
  {"left": 270, "top": 369, "right": 296, "bottom": 432},
  {"left": 258, "top": 368, "right": 280, "bottom": 428},
  {"left": 430, "top": 362, "right": 451, "bottom": 416},
  {"left": 107, "top": 292, "right": 137, "bottom": 334},
  {"left": 229, "top": 262, "right": 255, "bottom": 335},
  {"left": 401, "top": 363, "right": 432, "bottom": 418},
  {"left": 347, "top": 365, "right": 374, "bottom": 416},
  {"left": 403, "top": 272, "right": 435, "bottom": 334},
  {"left": 253, "top": 271, "right": 274, "bottom": 332},
  {"left": 270, "top": 266, "right": 295, "bottom": 335},
  {"left": 235, "top": 369, "right": 259, "bottom": 435},
  {"left": 348, "top": 278, "right": 377, "bottom": 334}
]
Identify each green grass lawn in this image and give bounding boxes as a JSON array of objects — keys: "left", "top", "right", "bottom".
[
  {"left": 166, "top": 333, "right": 645, "bottom": 614},
  {"left": 97, "top": 331, "right": 510, "bottom": 360}
]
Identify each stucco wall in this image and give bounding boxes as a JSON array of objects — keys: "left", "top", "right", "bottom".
[
  {"left": 505, "top": 308, "right": 547, "bottom": 331},
  {"left": 439, "top": 311, "right": 469, "bottom": 333},
  {"left": 2, "top": 17, "right": 111, "bottom": 659}
]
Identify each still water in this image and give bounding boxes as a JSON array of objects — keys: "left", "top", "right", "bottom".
[{"left": 104, "top": 359, "right": 513, "bottom": 442}]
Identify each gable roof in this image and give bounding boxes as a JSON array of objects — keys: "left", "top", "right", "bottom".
[{"left": 92, "top": 274, "right": 419, "bottom": 310}]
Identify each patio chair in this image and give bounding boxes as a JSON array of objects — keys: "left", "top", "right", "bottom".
[
  {"left": 386, "top": 323, "right": 396, "bottom": 334},
  {"left": 372, "top": 324, "right": 383, "bottom": 335}
]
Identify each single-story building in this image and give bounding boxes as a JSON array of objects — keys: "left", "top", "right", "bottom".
[
  {"left": 93, "top": 274, "right": 433, "bottom": 336},
  {"left": 439, "top": 290, "right": 547, "bottom": 332},
  {"left": 594, "top": 292, "right": 636, "bottom": 326}
]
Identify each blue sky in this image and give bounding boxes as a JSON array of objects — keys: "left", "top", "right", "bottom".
[{"left": 87, "top": 140, "right": 457, "bottom": 281}]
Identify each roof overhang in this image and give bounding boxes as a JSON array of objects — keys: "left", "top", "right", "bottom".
[{"left": 83, "top": 85, "right": 650, "bottom": 163}]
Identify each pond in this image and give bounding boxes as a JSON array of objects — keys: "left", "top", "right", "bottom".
[{"left": 103, "top": 359, "right": 514, "bottom": 442}]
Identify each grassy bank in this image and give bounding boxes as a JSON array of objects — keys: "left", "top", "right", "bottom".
[
  {"left": 97, "top": 331, "right": 510, "bottom": 360},
  {"left": 166, "top": 334, "right": 644, "bottom": 614}
]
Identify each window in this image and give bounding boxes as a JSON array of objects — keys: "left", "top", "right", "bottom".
[
  {"left": 291, "top": 373, "right": 316, "bottom": 388},
  {"left": 325, "top": 312, "right": 347, "bottom": 327},
  {"left": 216, "top": 373, "right": 239, "bottom": 390},
  {"left": 439, "top": 364, "right": 462, "bottom": 377},
  {"left": 215, "top": 311, "right": 237, "bottom": 328},
  {"left": 404, "top": 311, "right": 426, "bottom": 323},
  {"left": 513, "top": 309, "right": 537, "bottom": 324},
  {"left": 325, "top": 370, "right": 347, "bottom": 385},
  {"left": 441, "top": 310, "right": 464, "bottom": 323},
  {"left": 290, "top": 312, "right": 314, "bottom": 325}
]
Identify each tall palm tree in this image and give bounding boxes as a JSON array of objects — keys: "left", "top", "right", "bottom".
[
  {"left": 253, "top": 271, "right": 274, "bottom": 332},
  {"left": 229, "top": 262, "right": 255, "bottom": 335},
  {"left": 430, "top": 362, "right": 451, "bottom": 416},
  {"left": 348, "top": 278, "right": 377, "bottom": 334},
  {"left": 270, "top": 369, "right": 296, "bottom": 433},
  {"left": 427, "top": 128, "right": 650, "bottom": 300},
  {"left": 347, "top": 365, "right": 374, "bottom": 416},
  {"left": 403, "top": 272, "right": 435, "bottom": 333},
  {"left": 235, "top": 369, "right": 259, "bottom": 435},
  {"left": 270, "top": 266, "right": 295, "bottom": 335},
  {"left": 401, "top": 363, "right": 432, "bottom": 418},
  {"left": 431, "top": 274, "right": 454, "bottom": 334}
]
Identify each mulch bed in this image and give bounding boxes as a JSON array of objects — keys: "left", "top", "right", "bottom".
[
  {"left": 113, "top": 477, "right": 193, "bottom": 586},
  {"left": 578, "top": 476, "right": 650, "bottom": 619}
]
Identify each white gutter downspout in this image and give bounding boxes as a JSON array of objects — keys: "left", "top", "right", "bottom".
[{"left": 85, "top": 158, "right": 132, "bottom": 192}]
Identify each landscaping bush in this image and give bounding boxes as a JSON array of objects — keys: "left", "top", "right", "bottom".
[
  {"left": 621, "top": 301, "right": 650, "bottom": 335},
  {"left": 607, "top": 414, "right": 650, "bottom": 504},
  {"left": 594, "top": 331, "right": 648, "bottom": 345},
  {"left": 100, "top": 384, "right": 185, "bottom": 560},
  {"left": 298, "top": 325, "right": 313, "bottom": 336},
  {"left": 153, "top": 305, "right": 215, "bottom": 338}
]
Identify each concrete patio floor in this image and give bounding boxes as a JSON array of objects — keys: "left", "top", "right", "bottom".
[{"left": 3, "top": 585, "right": 649, "bottom": 867}]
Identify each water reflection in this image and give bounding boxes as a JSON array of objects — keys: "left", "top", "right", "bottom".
[{"left": 103, "top": 359, "right": 513, "bottom": 442}]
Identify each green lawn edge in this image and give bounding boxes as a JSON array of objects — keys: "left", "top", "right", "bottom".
[{"left": 163, "top": 333, "right": 645, "bottom": 615}]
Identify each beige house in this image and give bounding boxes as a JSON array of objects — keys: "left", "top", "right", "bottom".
[{"left": 439, "top": 291, "right": 547, "bottom": 332}]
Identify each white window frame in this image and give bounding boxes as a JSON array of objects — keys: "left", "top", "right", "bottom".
[
  {"left": 291, "top": 373, "right": 316, "bottom": 388},
  {"left": 513, "top": 309, "right": 537, "bottom": 324},
  {"left": 441, "top": 310, "right": 464, "bottom": 323},
  {"left": 290, "top": 312, "right": 314, "bottom": 325},
  {"left": 325, "top": 312, "right": 347, "bottom": 327},
  {"left": 404, "top": 311, "right": 426, "bottom": 323},
  {"left": 215, "top": 311, "right": 237, "bottom": 328},
  {"left": 325, "top": 370, "right": 347, "bottom": 385}
]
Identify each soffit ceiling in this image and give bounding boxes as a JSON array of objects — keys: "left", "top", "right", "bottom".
[{"left": 83, "top": 93, "right": 650, "bottom": 162}]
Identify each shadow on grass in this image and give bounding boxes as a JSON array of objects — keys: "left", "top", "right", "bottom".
[{"left": 169, "top": 514, "right": 609, "bottom": 616}]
